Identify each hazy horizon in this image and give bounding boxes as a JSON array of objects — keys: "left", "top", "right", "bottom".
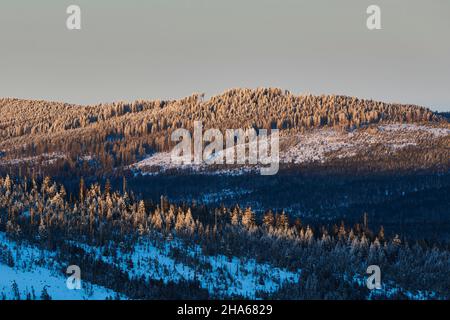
[{"left": 1, "top": 0, "right": 449, "bottom": 111}]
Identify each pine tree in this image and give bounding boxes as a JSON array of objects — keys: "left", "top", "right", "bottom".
[
  {"left": 105, "top": 179, "right": 111, "bottom": 195},
  {"left": 378, "top": 226, "right": 385, "bottom": 241},
  {"left": 122, "top": 176, "right": 127, "bottom": 194},
  {"left": 11, "top": 281, "right": 20, "bottom": 300},
  {"left": 363, "top": 212, "right": 369, "bottom": 231},
  {"left": 276, "top": 211, "right": 289, "bottom": 230},
  {"left": 242, "top": 207, "right": 256, "bottom": 229},
  {"left": 263, "top": 210, "right": 275, "bottom": 228},
  {"left": 79, "top": 177, "right": 85, "bottom": 202},
  {"left": 136, "top": 200, "right": 146, "bottom": 226},
  {"left": 40, "top": 286, "right": 52, "bottom": 300},
  {"left": 230, "top": 207, "right": 240, "bottom": 226}
]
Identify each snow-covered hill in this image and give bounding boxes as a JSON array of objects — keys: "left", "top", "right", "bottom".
[
  {"left": 0, "top": 231, "right": 300, "bottom": 300},
  {"left": 130, "top": 124, "right": 450, "bottom": 175},
  {"left": 68, "top": 237, "right": 301, "bottom": 299},
  {"left": 0, "top": 233, "right": 121, "bottom": 300}
]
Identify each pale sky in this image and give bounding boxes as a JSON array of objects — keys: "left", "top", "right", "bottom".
[{"left": 0, "top": 0, "right": 449, "bottom": 111}]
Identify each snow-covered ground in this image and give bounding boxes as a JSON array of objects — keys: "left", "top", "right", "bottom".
[
  {"left": 197, "top": 188, "right": 252, "bottom": 203},
  {"left": 0, "top": 152, "right": 66, "bottom": 166},
  {"left": 281, "top": 130, "right": 354, "bottom": 164},
  {"left": 0, "top": 264, "right": 116, "bottom": 300},
  {"left": 348, "top": 273, "right": 439, "bottom": 300},
  {"left": 69, "top": 238, "right": 301, "bottom": 299},
  {"left": 0, "top": 233, "right": 121, "bottom": 300},
  {"left": 131, "top": 124, "right": 450, "bottom": 175},
  {"left": 1, "top": 123, "right": 447, "bottom": 174},
  {"left": 379, "top": 124, "right": 450, "bottom": 137},
  {"left": 130, "top": 151, "right": 257, "bottom": 176},
  {"left": 2, "top": 230, "right": 302, "bottom": 299}
]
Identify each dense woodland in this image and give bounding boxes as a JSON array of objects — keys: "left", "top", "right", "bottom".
[
  {"left": 1, "top": 175, "right": 449, "bottom": 299},
  {"left": 125, "top": 172, "right": 450, "bottom": 241},
  {"left": 0, "top": 90, "right": 449, "bottom": 300},
  {"left": 1, "top": 88, "right": 447, "bottom": 178}
]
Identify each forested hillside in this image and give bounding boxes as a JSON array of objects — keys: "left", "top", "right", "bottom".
[
  {"left": 1, "top": 175, "right": 449, "bottom": 299},
  {"left": 1, "top": 88, "right": 447, "bottom": 178},
  {"left": 1, "top": 90, "right": 449, "bottom": 300}
]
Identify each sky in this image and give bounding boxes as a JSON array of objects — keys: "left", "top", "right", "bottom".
[{"left": 0, "top": 0, "right": 449, "bottom": 111}]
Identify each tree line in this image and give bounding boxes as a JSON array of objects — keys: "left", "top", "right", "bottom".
[{"left": 1, "top": 88, "right": 445, "bottom": 178}]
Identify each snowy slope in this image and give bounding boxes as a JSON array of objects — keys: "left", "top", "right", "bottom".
[
  {"left": 0, "top": 264, "right": 117, "bottom": 300},
  {"left": 130, "top": 124, "right": 450, "bottom": 175},
  {"left": 0, "top": 233, "right": 122, "bottom": 300},
  {"left": 69, "top": 238, "right": 301, "bottom": 299},
  {"left": 1, "top": 229, "right": 300, "bottom": 300}
]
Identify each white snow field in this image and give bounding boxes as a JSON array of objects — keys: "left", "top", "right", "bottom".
[
  {"left": 0, "top": 233, "right": 121, "bottom": 300},
  {"left": 69, "top": 238, "right": 301, "bottom": 299},
  {"left": 130, "top": 124, "right": 449, "bottom": 175}
]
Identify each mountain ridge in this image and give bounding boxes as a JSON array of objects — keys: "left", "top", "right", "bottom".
[
  {"left": 0, "top": 88, "right": 445, "bottom": 140},
  {"left": 0, "top": 88, "right": 449, "bottom": 177}
]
